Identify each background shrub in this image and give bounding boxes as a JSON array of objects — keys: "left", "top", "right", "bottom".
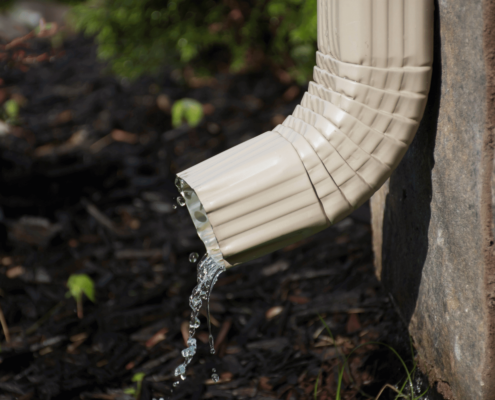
[
  {"left": 0, "top": 0, "right": 15, "bottom": 12},
  {"left": 71, "top": 0, "right": 317, "bottom": 82}
]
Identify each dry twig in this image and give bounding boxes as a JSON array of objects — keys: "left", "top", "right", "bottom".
[{"left": 0, "top": 303, "right": 10, "bottom": 343}]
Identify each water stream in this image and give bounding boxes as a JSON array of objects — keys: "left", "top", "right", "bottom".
[{"left": 172, "top": 252, "right": 225, "bottom": 386}]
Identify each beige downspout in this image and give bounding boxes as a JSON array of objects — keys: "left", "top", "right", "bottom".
[{"left": 176, "top": 0, "right": 434, "bottom": 268}]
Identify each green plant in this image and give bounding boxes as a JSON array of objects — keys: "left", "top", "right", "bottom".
[
  {"left": 3, "top": 99, "right": 20, "bottom": 124},
  {"left": 124, "top": 372, "right": 146, "bottom": 398},
  {"left": 71, "top": 0, "right": 317, "bottom": 83},
  {"left": 66, "top": 274, "right": 95, "bottom": 319},
  {"left": 316, "top": 315, "right": 429, "bottom": 400},
  {"left": 171, "top": 98, "right": 203, "bottom": 128},
  {"left": 0, "top": 0, "right": 15, "bottom": 12},
  {"left": 314, "top": 369, "right": 321, "bottom": 400}
]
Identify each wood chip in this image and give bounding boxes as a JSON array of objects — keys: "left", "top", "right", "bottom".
[
  {"left": 111, "top": 129, "right": 138, "bottom": 144},
  {"left": 346, "top": 314, "right": 362, "bottom": 334},
  {"left": 1, "top": 257, "right": 12, "bottom": 266},
  {"left": 89, "top": 134, "right": 112, "bottom": 153},
  {"left": 282, "top": 85, "right": 300, "bottom": 102},
  {"left": 259, "top": 376, "right": 273, "bottom": 391},
  {"left": 288, "top": 295, "right": 310, "bottom": 305},
  {"left": 214, "top": 319, "right": 232, "bottom": 352},
  {"left": 6, "top": 266, "right": 24, "bottom": 279},
  {"left": 67, "top": 339, "right": 85, "bottom": 354},
  {"left": 145, "top": 327, "right": 168, "bottom": 348},
  {"left": 271, "top": 114, "right": 286, "bottom": 126},
  {"left": 202, "top": 103, "right": 215, "bottom": 115},
  {"left": 114, "top": 248, "right": 162, "bottom": 259},
  {"left": 181, "top": 321, "right": 189, "bottom": 346},
  {"left": 70, "top": 332, "right": 88, "bottom": 342},
  {"left": 84, "top": 202, "right": 129, "bottom": 237},
  {"left": 196, "top": 331, "right": 210, "bottom": 343},
  {"left": 96, "top": 360, "right": 108, "bottom": 368},
  {"left": 221, "top": 372, "right": 233, "bottom": 382},
  {"left": 156, "top": 94, "right": 171, "bottom": 112},
  {"left": 53, "top": 109, "right": 72, "bottom": 125},
  {"left": 265, "top": 306, "right": 284, "bottom": 320},
  {"left": 262, "top": 261, "right": 289, "bottom": 276}
]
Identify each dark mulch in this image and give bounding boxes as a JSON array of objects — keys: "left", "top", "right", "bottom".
[{"left": 0, "top": 34, "right": 443, "bottom": 400}]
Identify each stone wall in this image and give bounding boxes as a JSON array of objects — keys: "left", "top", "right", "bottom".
[{"left": 370, "top": 1, "right": 495, "bottom": 399}]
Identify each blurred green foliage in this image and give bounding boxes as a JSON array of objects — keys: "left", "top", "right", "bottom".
[
  {"left": 71, "top": 0, "right": 317, "bottom": 83},
  {"left": 3, "top": 99, "right": 20, "bottom": 124},
  {"left": 0, "top": 0, "right": 15, "bottom": 12},
  {"left": 56, "top": 0, "right": 87, "bottom": 4},
  {"left": 0, "top": 0, "right": 85, "bottom": 12},
  {"left": 172, "top": 98, "right": 203, "bottom": 128}
]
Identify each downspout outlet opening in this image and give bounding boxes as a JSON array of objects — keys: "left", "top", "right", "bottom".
[{"left": 175, "top": 176, "right": 226, "bottom": 268}]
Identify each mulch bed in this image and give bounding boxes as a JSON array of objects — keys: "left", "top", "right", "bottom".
[{"left": 0, "top": 34, "right": 441, "bottom": 400}]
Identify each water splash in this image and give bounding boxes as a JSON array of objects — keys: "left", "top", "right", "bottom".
[{"left": 173, "top": 254, "right": 225, "bottom": 384}]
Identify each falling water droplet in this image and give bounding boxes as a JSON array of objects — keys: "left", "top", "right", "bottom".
[
  {"left": 209, "top": 334, "right": 215, "bottom": 354},
  {"left": 189, "top": 252, "right": 199, "bottom": 263},
  {"left": 211, "top": 368, "right": 219, "bottom": 382},
  {"left": 172, "top": 204, "right": 177, "bottom": 210},
  {"left": 173, "top": 381, "right": 180, "bottom": 387},
  {"left": 174, "top": 364, "right": 186, "bottom": 377},
  {"left": 177, "top": 196, "right": 186, "bottom": 207},
  {"left": 182, "top": 346, "right": 196, "bottom": 358}
]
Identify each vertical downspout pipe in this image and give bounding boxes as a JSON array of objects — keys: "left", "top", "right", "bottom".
[{"left": 176, "top": 0, "right": 434, "bottom": 268}]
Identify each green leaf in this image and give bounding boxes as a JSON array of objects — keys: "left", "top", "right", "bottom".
[
  {"left": 171, "top": 98, "right": 203, "bottom": 128},
  {"left": 4, "top": 99, "right": 19, "bottom": 120},
  {"left": 67, "top": 274, "right": 96, "bottom": 303},
  {"left": 132, "top": 372, "right": 146, "bottom": 382},
  {"left": 34, "top": 23, "right": 54, "bottom": 35},
  {"left": 123, "top": 387, "right": 136, "bottom": 395},
  {"left": 267, "top": 2, "right": 286, "bottom": 16}
]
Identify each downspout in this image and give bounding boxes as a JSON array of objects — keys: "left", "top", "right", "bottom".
[{"left": 176, "top": 0, "right": 434, "bottom": 269}]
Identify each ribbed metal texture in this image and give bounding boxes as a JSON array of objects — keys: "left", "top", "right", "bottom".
[{"left": 178, "top": 0, "right": 434, "bottom": 267}]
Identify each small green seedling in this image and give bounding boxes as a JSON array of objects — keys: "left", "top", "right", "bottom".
[
  {"left": 3, "top": 99, "right": 20, "bottom": 124},
  {"left": 66, "top": 274, "right": 95, "bottom": 319},
  {"left": 124, "top": 372, "right": 146, "bottom": 398},
  {"left": 171, "top": 98, "right": 203, "bottom": 128}
]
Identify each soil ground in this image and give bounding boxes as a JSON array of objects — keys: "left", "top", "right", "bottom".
[{"left": 0, "top": 32, "right": 445, "bottom": 400}]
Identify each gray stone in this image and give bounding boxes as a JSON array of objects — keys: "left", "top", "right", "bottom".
[
  {"left": 0, "top": 1, "right": 70, "bottom": 42},
  {"left": 370, "top": 1, "right": 495, "bottom": 399}
]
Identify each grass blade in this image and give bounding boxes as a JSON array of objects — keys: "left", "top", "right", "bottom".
[{"left": 314, "top": 370, "right": 321, "bottom": 400}]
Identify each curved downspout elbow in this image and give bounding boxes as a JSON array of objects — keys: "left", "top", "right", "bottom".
[{"left": 176, "top": 0, "right": 434, "bottom": 268}]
